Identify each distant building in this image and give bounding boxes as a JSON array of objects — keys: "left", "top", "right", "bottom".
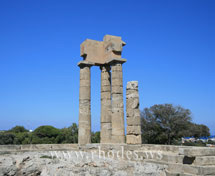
[
  {"left": 182, "top": 136, "right": 195, "bottom": 143},
  {"left": 197, "top": 137, "right": 208, "bottom": 143},
  {"left": 209, "top": 135, "right": 215, "bottom": 141}
]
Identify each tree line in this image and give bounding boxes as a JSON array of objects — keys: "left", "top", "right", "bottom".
[
  {"left": 0, "top": 123, "right": 100, "bottom": 145},
  {"left": 0, "top": 104, "right": 211, "bottom": 146}
]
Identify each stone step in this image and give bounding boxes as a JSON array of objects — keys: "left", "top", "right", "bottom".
[
  {"left": 179, "top": 147, "right": 215, "bottom": 157},
  {"left": 165, "top": 170, "right": 194, "bottom": 176},
  {"left": 167, "top": 163, "right": 215, "bottom": 175},
  {"left": 194, "top": 156, "right": 215, "bottom": 166},
  {"left": 141, "top": 151, "right": 215, "bottom": 166}
]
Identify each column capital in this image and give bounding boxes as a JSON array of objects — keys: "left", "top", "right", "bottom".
[
  {"left": 105, "top": 58, "right": 127, "bottom": 65},
  {"left": 100, "top": 64, "right": 111, "bottom": 72},
  {"left": 77, "top": 60, "right": 95, "bottom": 68}
]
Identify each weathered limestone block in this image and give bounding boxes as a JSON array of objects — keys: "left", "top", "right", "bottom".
[
  {"left": 78, "top": 61, "right": 94, "bottom": 145},
  {"left": 100, "top": 65, "right": 112, "bottom": 143},
  {"left": 80, "top": 35, "right": 126, "bottom": 65},
  {"left": 126, "top": 81, "right": 142, "bottom": 144}
]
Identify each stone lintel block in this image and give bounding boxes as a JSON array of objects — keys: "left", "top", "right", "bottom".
[
  {"left": 127, "top": 126, "right": 141, "bottom": 135},
  {"left": 126, "top": 116, "right": 141, "bottom": 126},
  {"left": 126, "top": 135, "right": 142, "bottom": 144},
  {"left": 126, "top": 81, "right": 138, "bottom": 90},
  {"left": 78, "top": 60, "right": 95, "bottom": 67},
  {"left": 80, "top": 35, "right": 126, "bottom": 65}
]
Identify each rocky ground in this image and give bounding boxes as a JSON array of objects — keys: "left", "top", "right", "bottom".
[{"left": 0, "top": 151, "right": 167, "bottom": 176}]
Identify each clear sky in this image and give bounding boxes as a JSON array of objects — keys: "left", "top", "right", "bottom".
[{"left": 0, "top": 0, "right": 214, "bottom": 134}]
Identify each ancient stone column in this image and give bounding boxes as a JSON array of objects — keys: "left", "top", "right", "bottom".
[
  {"left": 100, "top": 65, "right": 112, "bottom": 143},
  {"left": 126, "top": 81, "right": 142, "bottom": 144},
  {"left": 78, "top": 61, "right": 93, "bottom": 145},
  {"left": 111, "top": 61, "right": 125, "bottom": 143}
]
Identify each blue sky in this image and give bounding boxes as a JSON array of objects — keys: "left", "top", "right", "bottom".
[{"left": 0, "top": 0, "right": 214, "bottom": 134}]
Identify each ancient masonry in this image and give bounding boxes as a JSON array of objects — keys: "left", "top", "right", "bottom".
[
  {"left": 78, "top": 35, "right": 142, "bottom": 144},
  {"left": 126, "top": 81, "right": 142, "bottom": 144}
]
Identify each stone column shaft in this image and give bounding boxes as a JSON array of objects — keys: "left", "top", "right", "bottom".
[
  {"left": 111, "top": 62, "right": 125, "bottom": 143},
  {"left": 126, "top": 81, "right": 142, "bottom": 144},
  {"left": 100, "top": 65, "right": 112, "bottom": 143},
  {"left": 78, "top": 64, "right": 91, "bottom": 145}
]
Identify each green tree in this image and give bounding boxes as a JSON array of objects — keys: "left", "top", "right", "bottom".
[
  {"left": 0, "top": 133, "right": 15, "bottom": 145},
  {"left": 9, "top": 126, "right": 28, "bottom": 133},
  {"left": 91, "top": 131, "right": 100, "bottom": 143},
  {"left": 56, "top": 123, "right": 78, "bottom": 143},
  {"left": 141, "top": 104, "right": 192, "bottom": 144},
  {"left": 32, "top": 125, "right": 60, "bottom": 144}
]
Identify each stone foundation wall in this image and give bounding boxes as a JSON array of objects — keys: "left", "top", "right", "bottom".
[{"left": 0, "top": 144, "right": 215, "bottom": 175}]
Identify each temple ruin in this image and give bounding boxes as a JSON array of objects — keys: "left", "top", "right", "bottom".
[{"left": 78, "top": 35, "right": 142, "bottom": 144}]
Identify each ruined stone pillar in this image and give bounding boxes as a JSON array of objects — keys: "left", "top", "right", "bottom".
[
  {"left": 100, "top": 65, "right": 112, "bottom": 143},
  {"left": 78, "top": 61, "right": 93, "bottom": 145},
  {"left": 126, "top": 81, "right": 142, "bottom": 144},
  {"left": 111, "top": 62, "right": 125, "bottom": 143}
]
